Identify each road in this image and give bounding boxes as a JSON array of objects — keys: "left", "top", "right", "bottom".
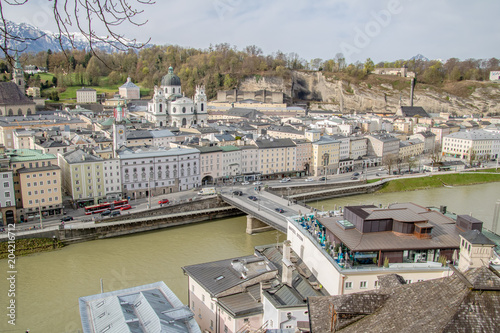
[{"left": 4, "top": 159, "right": 497, "bottom": 233}]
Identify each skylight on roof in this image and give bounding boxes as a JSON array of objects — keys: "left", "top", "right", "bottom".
[{"left": 215, "top": 275, "right": 225, "bottom": 281}]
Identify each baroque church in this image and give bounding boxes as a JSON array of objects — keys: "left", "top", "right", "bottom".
[{"left": 146, "top": 66, "right": 208, "bottom": 128}]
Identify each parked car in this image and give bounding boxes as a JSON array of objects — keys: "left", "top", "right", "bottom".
[
  {"left": 351, "top": 176, "right": 358, "bottom": 180},
  {"left": 241, "top": 181, "right": 250, "bottom": 185},
  {"left": 232, "top": 190, "right": 243, "bottom": 196},
  {"left": 60, "top": 216, "right": 74, "bottom": 222},
  {"left": 275, "top": 208, "right": 285, "bottom": 213},
  {"left": 305, "top": 178, "right": 314, "bottom": 182},
  {"left": 120, "top": 204, "right": 132, "bottom": 211},
  {"left": 248, "top": 196, "right": 258, "bottom": 201},
  {"left": 353, "top": 172, "right": 360, "bottom": 177},
  {"left": 100, "top": 209, "right": 111, "bottom": 216},
  {"left": 253, "top": 181, "right": 262, "bottom": 185},
  {"left": 110, "top": 210, "right": 121, "bottom": 217},
  {"left": 279, "top": 178, "right": 291, "bottom": 183},
  {"left": 319, "top": 177, "right": 327, "bottom": 181},
  {"left": 158, "top": 199, "right": 169, "bottom": 205}
]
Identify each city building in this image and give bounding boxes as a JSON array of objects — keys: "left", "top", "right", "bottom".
[
  {"left": 79, "top": 281, "right": 201, "bottom": 333},
  {"left": 398, "top": 138, "right": 424, "bottom": 160},
  {"left": 117, "top": 145, "right": 201, "bottom": 198},
  {"left": 196, "top": 146, "right": 223, "bottom": 185},
  {"left": 0, "top": 167, "right": 16, "bottom": 225},
  {"left": 442, "top": 129, "right": 500, "bottom": 160},
  {"left": 58, "top": 149, "right": 122, "bottom": 206},
  {"left": 240, "top": 145, "right": 260, "bottom": 181},
  {"left": 311, "top": 136, "right": 340, "bottom": 177},
  {"left": 373, "top": 66, "right": 415, "bottom": 78},
  {"left": 76, "top": 87, "right": 97, "bottom": 104},
  {"left": 146, "top": 67, "right": 208, "bottom": 128},
  {"left": 18, "top": 165, "right": 62, "bottom": 220},
  {"left": 0, "top": 82, "right": 36, "bottom": 116},
  {"left": 7, "top": 149, "right": 58, "bottom": 219},
  {"left": 216, "top": 89, "right": 284, "bottom": 104},
  {"left": 0, "top": 115, "right": 86, "bottom": 149},
  {"left": 254, "top": 138, "right": 297, "bottom": 178},
  {"left": 286, "top": 202, "right": 470, "bottom": 297},
  {"left": 410, "top": 131, "right": 436, "bottom": 153},
  {"left": 365, "top": 134, "right": 400, "bottom": 158},
  {"left": 182, "top": 241, "right": 327, "bottom": 333},
  {"left": 490, "top": 70, "right": 500, "bottom": 81},
  {"left": 118, "top": 77, "right": 140, "bottom": 100},
  {"left": 293, "top": 139, "right": 312, "bottom": 176},
  {"left": 221, "top": 145, "right": 242, "bottom": 180}
]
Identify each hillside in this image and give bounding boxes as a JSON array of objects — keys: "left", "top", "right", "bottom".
[{"left": 238, "top": 71, "right": 500, "bottom": 115}]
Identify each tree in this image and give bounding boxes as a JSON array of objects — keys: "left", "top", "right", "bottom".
[
  {"left": 364, "top": 58, "right": 375, "bottom": 74},
  {"left": 382, "top": 153, "right": 398, "bottom": 175},
  {"left": 0, "top": 1, "right": 154, "bottom": 64},
  {"left": 430, "top": 144, "right": 443, "bottom": 165}
]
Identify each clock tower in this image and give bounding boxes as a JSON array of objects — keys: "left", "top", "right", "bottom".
[{"left": 113, "top": 103, "right": 127, "bottom": 157}]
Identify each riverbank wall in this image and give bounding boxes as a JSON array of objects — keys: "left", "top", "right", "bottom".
[{"left": 1, "top": 197, "right": 243, "bottom": 246}]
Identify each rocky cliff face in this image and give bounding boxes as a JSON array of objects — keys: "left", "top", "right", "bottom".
[{"left": 239, "top": 71, "right": 500, "bottom": 115}]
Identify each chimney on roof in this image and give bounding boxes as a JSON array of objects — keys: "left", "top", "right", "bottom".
[{"left": 282, "top": 240, "right": 294, "bottom": 287}]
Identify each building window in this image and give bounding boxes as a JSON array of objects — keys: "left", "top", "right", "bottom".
[
  {"left": 345, "top": 281, "right": 353, "bottom": 289},
  {"left": 3, "top": 182, "right": 8, "bottom": 187},
  {"left": 374, "top": 280, "right": 380, "bottom": 288},
  {"left": 360, "top": 281, "right": 367, "bottom": 289}
]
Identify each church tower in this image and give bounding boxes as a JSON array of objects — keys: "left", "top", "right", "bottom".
[
  {"left": 112, "top": 103, "right": 127, "bottom": 157},
  {"left": 194, "top": 85, "right": 208, "bottom": 126},
  {"left": 12, "top": 52, "right": 25, "bottom": 91}
]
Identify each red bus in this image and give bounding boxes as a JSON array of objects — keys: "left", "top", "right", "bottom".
[{"left": 85, "top": 199, "right": 129, "bottom": 215}]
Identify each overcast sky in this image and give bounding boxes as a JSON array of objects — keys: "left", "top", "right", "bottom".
[{"left": 6, "top": 0, "right": 500, "bottom": 64}]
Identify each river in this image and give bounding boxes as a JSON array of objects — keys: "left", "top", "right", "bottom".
[{"left": 1, "top": 183, "right": 499, "bottom": 332}]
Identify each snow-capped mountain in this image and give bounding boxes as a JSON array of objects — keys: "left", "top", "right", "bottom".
[
  {"left": 410, "top": 54, "right": 430, "bottom": 62},
  {"left": 0, "top": 20, "right": 142, "bottom": 54}
]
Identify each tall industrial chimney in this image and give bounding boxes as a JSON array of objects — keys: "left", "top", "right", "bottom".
[{"left": 410, "top": 78, "right": 415, "bottom": 107}]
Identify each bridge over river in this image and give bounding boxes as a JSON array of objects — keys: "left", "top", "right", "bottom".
[{"left": 0, "top": 180, "right": 384, "bottom": 242}]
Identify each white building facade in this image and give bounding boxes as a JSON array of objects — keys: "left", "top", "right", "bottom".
[{"left": 118, "top": 146, "right": 201, "bottom": 198}]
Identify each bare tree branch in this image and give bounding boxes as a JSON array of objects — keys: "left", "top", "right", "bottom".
[{"left": 0, "top": 0, "right": 154, "bottom": 63}]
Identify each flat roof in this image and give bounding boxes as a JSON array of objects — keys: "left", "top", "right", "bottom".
[{"left": 318, "top": 212, "right": 461, "bottom": 252}]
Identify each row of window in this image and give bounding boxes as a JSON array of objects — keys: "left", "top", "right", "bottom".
[
  {"left": 26, "top": 180, "right": 57, "bottom": 187},
  {"left": 28, "top": 197, "right": 59, "bottom": 204},
  {"left": 27, "top": 188, "right": 57, "bottom": 195}
]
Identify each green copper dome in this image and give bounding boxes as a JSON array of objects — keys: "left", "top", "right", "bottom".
[{"left": 161, "top": 66, "right": 181, "bottom": 86}]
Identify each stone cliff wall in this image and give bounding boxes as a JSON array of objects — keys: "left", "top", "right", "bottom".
[{"left": 237, "top": 71, "right": 500, "bottom": 115}]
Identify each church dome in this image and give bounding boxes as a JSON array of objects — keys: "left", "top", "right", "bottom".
[{"left": 161, "top": 66, "right": 181, "bottom": 86}]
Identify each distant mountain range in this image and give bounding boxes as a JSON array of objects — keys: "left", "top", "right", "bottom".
[{"left": 0, "top": 20, "right": 140, "bottom": 55}]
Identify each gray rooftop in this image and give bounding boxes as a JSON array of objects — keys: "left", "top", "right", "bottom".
[
  {"left": 255, "top": 138, "right": 296, "bottom": 149},
  {"left": 182, "top": 255, "right": 277, "bottom": 297},
  {"left": 63, "top": 149, "right": 103, "bottom": 163},
  {"left": 461, "top": 230, "right": 495, "bottom": 245},
  {"left": 79, "top": 281, "right": 201, "bottom": 333},
  {"left": 0, "top": 82, "right": 35, "bottom": 105},
  {"left": 444, "top": 129, "right": 500, "bottom": 141},
  {"left": 308, "top": 266, "right": 500, "bottom": 333}
]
